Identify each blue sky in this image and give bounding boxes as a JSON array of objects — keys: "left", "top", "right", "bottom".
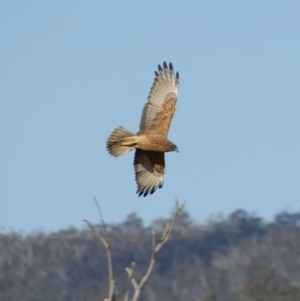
[{"left": 1, "top": 1, "right": 300, "bottom": 234}]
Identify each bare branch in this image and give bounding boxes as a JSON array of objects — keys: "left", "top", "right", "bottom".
[
  {"left": 123, "top": 291, "right": 129, "bottom": 301},
  {"left": 83, "top": 198, "right": 116, "bottom": 301},
  {"left": 126, "top": 200, "right": 185, "bottom": 301},
  {"left": 83, "top": 219, "right": 107, "bottom": 247},
  {"left": 87, "top": 198, "right": 185, "bottom": 301},
  {"left": 125, "top": 262, "right": 139, "bottom": 290},
  {"left": 94, "top": 197, "right": 107, "bottom": 234}
]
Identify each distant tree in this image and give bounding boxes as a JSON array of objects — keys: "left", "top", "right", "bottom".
[
  {"left": 202, "top": 291, "right": 217, "bottom": 301},
  {"left": 2, "top": 208, "right": 300, "bottom": 301},
  {"left": 238, "top": 266, "right": 300, "bottom": 301}
]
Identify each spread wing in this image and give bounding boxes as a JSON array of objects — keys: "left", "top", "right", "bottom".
[
  {"left": 134, "top": 149, "right": 165, "bottom": 197},
  {"left": 138, "top": 62, "right": 179, "bottom": 138}
]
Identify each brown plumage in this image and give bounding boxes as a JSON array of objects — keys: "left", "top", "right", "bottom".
[{"left": 106, "top": 62, "right": 179, "bottom": 196}]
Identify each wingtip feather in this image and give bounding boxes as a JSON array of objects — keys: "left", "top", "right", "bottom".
[{"left": 176, "top": 71, "right": 179, "bottom": 86}]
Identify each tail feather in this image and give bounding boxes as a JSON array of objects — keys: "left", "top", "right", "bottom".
[{"left": 106, "top": 126, "right": 137, "bottom": 157}]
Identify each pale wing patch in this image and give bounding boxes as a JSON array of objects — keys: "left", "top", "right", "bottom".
[
  {"left": 138, "top": 103, "right": 163, "bottom": 134},
  {"left": 138, "top": 62, "right": 179, "bottom": 134},
  {"left": 134, "top": 149, "right": 165, "bottom": 197},
  {"left": 143, "top": 96, "right": 177, "bottom": 138}
]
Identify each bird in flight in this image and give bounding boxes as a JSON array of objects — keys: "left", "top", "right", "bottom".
[{"left": 106, "top": 62, "right": 180, "bottom": 197}]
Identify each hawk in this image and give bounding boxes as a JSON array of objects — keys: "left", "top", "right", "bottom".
[{"left": 106, "top": 62, "right": 179, "bottom": 197}]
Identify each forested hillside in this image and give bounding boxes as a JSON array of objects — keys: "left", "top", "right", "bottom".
[{"left": 1, "top": 209, "right": 300, "bottom": 301}]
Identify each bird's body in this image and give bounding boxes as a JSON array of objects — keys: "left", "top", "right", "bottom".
[
  {"left": 106, "top": 62, "right": 179, "bottom": 196},
  {"left": 118, "top": 133, "right": 176, "bottom": 152}
]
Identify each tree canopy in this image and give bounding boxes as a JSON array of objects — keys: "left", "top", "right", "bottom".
[{"left": 1, "top": 209, "right": 300, "bottom": 301}]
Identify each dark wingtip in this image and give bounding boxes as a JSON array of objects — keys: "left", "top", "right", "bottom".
[
  {"left": 137, "top": 189, "right": 148, "bottom": 197},
  {"left": 158, "top": 64, "right": 163, "bottom": 72},
  {"left": 137, "top": 186, "right": 159, "bottom": 197},
  {"left": 163, "top": 61, "right": 168, "bottom": 70},
  {"left": 169, "top": 62, "right": 173, "bottom": 71}
]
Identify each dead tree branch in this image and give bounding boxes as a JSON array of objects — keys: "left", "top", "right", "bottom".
[
  {"left": 85, "top": 198, "right": 184, "bottom": 301},
  {"left": 125, "top": 200, "right": 185, "bottom": 301},
  {"left": 123, "top": 291, "right": 129, "bottom": 301},
  {"left": 83, "top": 197, "right": 116, "bottom": 301}
]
